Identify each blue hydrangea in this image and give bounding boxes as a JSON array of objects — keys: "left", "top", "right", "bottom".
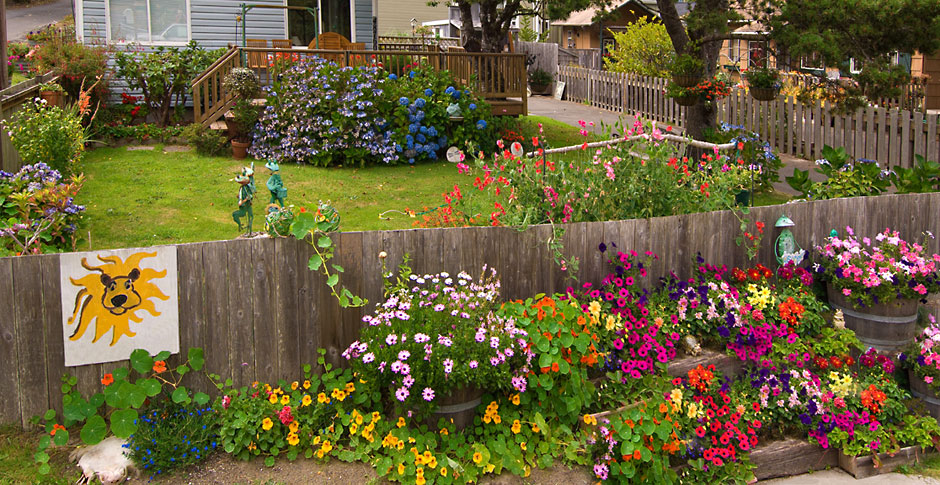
[
  {"left": 399, "top": 97, "right": 409, "bottom": 106},
  {"left": 419, "top": 126, "right": 428, "bottom": 134},
  {"left": 476, "top": 119, "right": 487, "bottom": 130},
  {"left": 389, "top": 74, "right": 398, "bottom": 80},
  {"left": 424, "top": 88, "right": 433, "bottom": 96},
  {"left": 427, "top": 127, "right": 438, "bottom": 137},
  {"left": 417, "top": 133, "right": 426, "bottom": 143},
  {"left": 469, "top": 103, "right": 477, "bottom": 111},
  {"left": 409, "top": 71, "right": 415, "bottom": 79},
  {"left": 445, "top": 86, "right": 455, "bottom": 96},
  {"left": 408, "top": 124, "right": 418, "bottom": 134},
  {"left": 415, "top": 98, "right": 426, "bottom": 108}
]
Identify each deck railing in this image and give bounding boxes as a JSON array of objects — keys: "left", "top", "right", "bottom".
[{"left": 191, "top": 48, "right": 527, "bottom": 125}]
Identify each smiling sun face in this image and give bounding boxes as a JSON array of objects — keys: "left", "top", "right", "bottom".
[{"left": 67, "top": 251, "right": 170, "bottom": 346}]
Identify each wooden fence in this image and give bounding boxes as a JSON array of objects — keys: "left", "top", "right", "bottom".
[
  {"left": 0, "top": 73, "right": 57, "bottom": 173},
  {"left": 556, "top": 66, "right": 940, "bottom": 169},
  {"left": 2, "top": 194, "right": 939, "bottom": 427},
  {"left": 517, "top": 41, "right": 559, "bottom": 79}
]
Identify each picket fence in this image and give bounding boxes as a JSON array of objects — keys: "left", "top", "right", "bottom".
[
  {"left": 556, "top": 66, "right": 940, "bottom": 169},
  {"left": 1, "top": 194, "right": 938, "bottom": 428}
]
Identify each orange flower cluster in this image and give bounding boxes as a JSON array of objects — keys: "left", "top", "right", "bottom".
[
  {"left": 778, "top": 297, "right": 805, "bottom": 326},
  {"left": 860, "top": 384, "right": 887, "bottom": 414},
  {"left": 687, "top": 364, "right": 715, "bottom": 392},
  {"left": 528, "top": 297, "right": 601, "bottom": 369}
]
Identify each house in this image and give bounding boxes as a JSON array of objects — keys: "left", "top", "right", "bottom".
[
  {"left": 74, "top": 0, "right": 377, "bottom": 50},
  {"left": 378, "top": 0, "right": 450, "bottom": 36},
  {"left": 422, "top": 3, "right": 549, "bottom": 44},
  {"left": 551, "top": 1, "right": 689, "bottom": 52}
]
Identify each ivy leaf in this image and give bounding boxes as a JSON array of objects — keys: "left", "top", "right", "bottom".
[{"left": 110, "top": 409, "right": 138, "bottom": 438}]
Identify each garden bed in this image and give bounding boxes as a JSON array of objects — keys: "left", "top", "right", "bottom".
[
  {"left": 749, "top": 439, "right": 838, "bottom": 480},
  {"left": 838, "top": 446, "right": 935, "bottom": 479}
]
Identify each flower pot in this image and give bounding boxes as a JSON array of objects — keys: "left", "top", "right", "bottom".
[
  {"left": 750, "top": 87, "right": 779, "bottom": 101},
  {"left": 673, "top": 94, "right": 699, "bottom": 107},
  {"left": 672, "top": 75, "right": 702, "bottom": 88},
  {"left": 908, "top": 369, "right": 940, "bottom": 420},
  {"left": 827, "top": 284, "right": 918, "bottom": 351},
  {"left": 232, "top": 140, "right": 251, "bottom": 159},
  {"left": 529, "top": 83, "right": 549, "bottom": 95},
  {"left": 40, "top": 90, "right": 63, "bottom": 107},
  {"left": 735, "top": 189, "right": 751, "bottom": 207},
  {"left": 428, "top": 386, "right": 483, "bottom": 431}
]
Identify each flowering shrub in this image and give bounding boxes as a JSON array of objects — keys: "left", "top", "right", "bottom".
[
  {"left": 344, "top": 265, "right": 532, "bottom": 416},
  {"left": 28, "top": 27, "right": 110, "bottom": 104},
  {"left": 705, "top": 123, "right": 783, "bottom": 191},
  {"left": 4, "top": 98, "right": 86, "bottom": 174},
  {"left": 816, "top": 226, "right": 940, "bottom": 307},
  {"left": 0, "top": 163, "right": 85, "bottom": 255},
  {"left": 128, "top": 400, "right": 218, "bottom": 478},
  {"left": 666, "top": 77, "right": 731, "bottom": 105}
]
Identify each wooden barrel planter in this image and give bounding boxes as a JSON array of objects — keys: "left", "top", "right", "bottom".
[
  {"left": 908, "top": 369, "right": 940, "bottom": 420},
  {"left": 672, "top": 75, "right": 702, "bottom": 88},
  {"left": 429, "top": 386, "right": 483, "bottom": 431},
  {"left": 827, "top": 286, "right": 918, "bottom": 352},
  {"left": 749, "top": 87, "right": 779, "bottom": 101},
  {"left": 40, "top": 90, "right": 64, "bottom": 107}
]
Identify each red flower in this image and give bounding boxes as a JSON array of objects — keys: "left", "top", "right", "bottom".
[{"left": 101, "top": 373, "right": 114, "bottom": 386}]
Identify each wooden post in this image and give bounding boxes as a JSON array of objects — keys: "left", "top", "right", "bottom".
[{"left": 0, "top": 0, "right": 8, "bottom": 89}]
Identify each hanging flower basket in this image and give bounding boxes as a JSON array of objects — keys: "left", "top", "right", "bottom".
[
  {"left": 672, "top": 75, "right": 702, "bottom": 88},
  {"left": 673, "top": 94, "right": 699, "bottom": 106},
  {"left": 750, "top": 87, "right": 779, "bottom": 101}
]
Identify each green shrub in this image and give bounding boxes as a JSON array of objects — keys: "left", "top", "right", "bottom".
[
  {"left": 4, "top": 99, "right": 85, "bottom": 174},
  {"left": 182, "top": 123, "right": 229, "bottom": 157},
  {"left": 128, "top": 399, "right": 218, "bottom": 478},
  {"left": 29, "top": 30, "right": 110, "bottom": 106},
  {"left": 98, "top": 123, "right": 184, "bottom": 144},
  {"left": 786, "top": 145, "right": 889, "bottom": 199},
  {"left": 604, "top": 17, "right": 675, "bottom": 77}
]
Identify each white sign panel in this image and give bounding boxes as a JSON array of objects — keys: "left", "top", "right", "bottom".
[{"left": 60, "top": 247, "right": 179, "bottom": 367}]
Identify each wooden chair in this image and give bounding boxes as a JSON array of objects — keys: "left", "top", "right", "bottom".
[
  {"left": 271, "top": 39, "right": 292, "bottom": 50},
  {"left": 245, "top": 39, "right": 269, "bottom": 69}
]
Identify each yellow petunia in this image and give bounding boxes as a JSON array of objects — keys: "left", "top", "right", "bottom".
[
  {"left": 303, "top": 380, "right": 311, "bottom": 389},
  {"left": 588, "top": 300, "right": 602, "bottom": 317},
  {"left": 302, "top": 394, "right": 312, "bottom": 407},
  {"left": 280, "top": 394, "right": 290, "bottom": 405},
  {"left": 262, "top": 417, "right": 274, "bottom": 431}
]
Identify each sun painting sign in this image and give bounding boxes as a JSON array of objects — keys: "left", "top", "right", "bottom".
[{"left": 59, "top": 247, "right": 180, "bottom": 367}]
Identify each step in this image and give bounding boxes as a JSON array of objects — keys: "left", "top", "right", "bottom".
[{"left": 210, "top": 120, "right": 228, "bottom": 131}]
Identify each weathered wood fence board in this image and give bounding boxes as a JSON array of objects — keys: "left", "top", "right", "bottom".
[
  {"left": 556, "top": 66, "right": 940, "bottom": 169},
  {"left": 2, "top": 194, "right": 940, "bottom": 426}
]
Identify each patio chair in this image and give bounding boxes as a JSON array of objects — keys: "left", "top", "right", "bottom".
[
  {"left": 245, "top": 39, "right": 269, "bottom": 70},
  {"left": 272, "top": 39, "right": 292, "bottom": 50}
]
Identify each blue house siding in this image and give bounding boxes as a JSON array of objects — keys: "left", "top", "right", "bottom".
[{"left": 355, "top": 0, "right": 374, "bottom": 48}]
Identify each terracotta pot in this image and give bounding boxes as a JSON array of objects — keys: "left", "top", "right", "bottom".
[
  {"left": 40, "top": 90, "right": 63, "bottom": 107},
  {"left": 750, "top": 87, "right": 779, "bottom": 101},
  {"left": 232, "top": 140, "right": 251, "bottom": 159},
  {"left": 672, "top": 75, "right": 702, "bottom": 88},
  {"left": 827, "top": 284, "right": 918, "bottom": 351}
]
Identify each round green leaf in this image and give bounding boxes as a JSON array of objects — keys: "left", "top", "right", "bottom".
[
  {"left": 43, "top": 409, "right": 56, "bottom": 421},
  {"left": 137, "top": 378, "right": 162, "bottom": 397},
  {"left": 110, "top": 409, "right": 138, "bottom": 438},
  {"left": 172, "top": 386, "right": 190, "bottom": 404},
  {"left": 193, "top": 392, "right": 210, "bottom": 406},
  {"left": 53, "top": 429, "right": 69, "bottom": 447},
  {"left": 38, "top": 435, "right": 51, "bottom": 450},
  {"left": 38, "top": 463, "right": 50, "bottom": 475},
  {"left": 264, "top": 456, "right": 275, "bottom": 467},
  {"left": 188, "top": 347, "right": 205, "bottom": 371},
  {"left": 129, "top": 349, "right": 153, "bottom": 374},
  {"left": 80, "top": 415, "right": 107, "bottom": 444}
]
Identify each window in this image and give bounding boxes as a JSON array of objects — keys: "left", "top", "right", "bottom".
[
  {"left": 107, "top": 0, "right": 189, "bottom": 44},
  {"left": 747, "top": 41, "right": 767, "bottom": 68},
  {"left": 567, "top": 30, "right": 574, "bottom": 48},
  {"left": 727, "top": 39, "right": 740, "bottom": 63},
  {"left": 800, "top": 52, "right": 824, "bottom": 71}
]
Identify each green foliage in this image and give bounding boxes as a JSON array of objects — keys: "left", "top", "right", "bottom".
[
  {"left": 34, "top": 348, "right": 208, "bottom": 474},
  {"left": 98, "top": 123, "right": 184, "bottom": 144},
  {"left": 603, "top": 17, "right": 675, "bottom": 77},
  {"left": 113, "top": 42, "right": 225, "bottom": 126},
  {"left": 181, "top": 123, "right": 229, "bottom": 157},
  {"left": 230, "top": 99, "right": 261, "bottom": 142},
  {"left": 29, "top": 28, "right": 110, "bottom": 103},
  {"left": 4, "top": 99, "right": 85, "bottom": 174},
  {"left": 222, "top": 67, "right": 261, "bottom": 100},
  {"left": 528, "top": 68, "right": 553, "bottom": 86},
  {"left": 786, "top": 145, "right": 889, "bottom": 199},
  {"left": 743, "top": 66, "right": 780, "bottom": 89},
  {"left": 669, "top": 53, "right": 704, "bottom": 77},
  {"left": 128, "top": 399, "right": 218, "bottom": 478},
  {"left": 703, "top": 123, "right": 782, "bottom": 192},
  {"left": 890, "top": 155, "right": 940, "bottom": 194},
  {"left": 290, "top": 203, "right": 366, "bottom": 308}
]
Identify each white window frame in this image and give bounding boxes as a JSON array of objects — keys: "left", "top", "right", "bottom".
[
  {"left": 104, "top": 0, "right": 192, "bottom": 46},
  {"left": 800, "top": 52, "right": 823, "bottom": 71}
]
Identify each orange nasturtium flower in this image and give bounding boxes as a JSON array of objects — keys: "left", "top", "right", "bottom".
[
  {"left": 101, "top": 373, "right": 114, "bottom": 386},
  {"left": 50, "top": 424, "right": 66, "bottom": 436},
  {"left": 152, "top": 360, "right": 167, "bottom": 373}
]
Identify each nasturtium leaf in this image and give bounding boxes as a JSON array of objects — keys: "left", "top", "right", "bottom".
[
  {"left": 539, "top": 353, "right": 553, "bottom": 369},
  {"left": 38, "top": 435, "right": 51, "bottom": 449},
  {"left": 559, "top": 333, "right": 574, "bottom": 347},
  {"left": 38, "top": 463, "right": 50, "bottom": 475},
  {"left": 194, "top": 392, "right": 210, "bottom": 406},
  {"left": 52, "top": 429, "right": 69, "bottom": 447},
  {"left": 264, "top": 456, "right": 275, "bottom": 467},
  {"left": 129, "top": 349, "right": 153, "bottom": 374},
  {"left": 111, "top": 367, "right": 130, "bottom": 382},
  {"left": 172, "top": 386, "right": 190, "bottom": 404},
  {"left": 89, "top": 393, "right": 105, "bottom": 408},
  {"left": 137, "top": 378, "right": 161, "bottom": 397},
  {"left": 188, "top": 348, "right": 205, "bottom": 371},
  {"left": 80, "top": 415, "right": 107, "bottom": 444},
  {"left": 43, "top": 409, "right": 56, "bottom": 421},
  {"left": 154, "top": 350, "right": 171, "bottom": 362},
  {"left": 538, "top": 374, "right": 553, "bottom": 390},
  {"left": 110, "top": 409, "right": 138, "bottom": 438}
]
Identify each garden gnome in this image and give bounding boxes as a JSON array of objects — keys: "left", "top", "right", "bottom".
[
  {"left": 232, "top": 168, "right": 254, "bottom": 234},
  {"left": 265, "top": 159, "right": 287, "bottom": 206}
]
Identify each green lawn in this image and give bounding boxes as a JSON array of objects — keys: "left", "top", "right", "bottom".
[{"left": 0, "top": 425, "right": 72, "bottom": 485}]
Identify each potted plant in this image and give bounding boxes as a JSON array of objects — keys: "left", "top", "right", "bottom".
[
  {"left": 528, "top": 68, "right": 553, "bottom": 94},
  {"left": 342, "top": 263, "right": 533, "bottom": 429},
  {"left": 38, "top": 82, "right": 64, "bottom": 107},
  {"left": 666, "top": 76, "right": 731, "bottom": 107},
  {"left": 816, "top": 227, "right": 940, "bottom": 351},
  {"left": 670, "top": 53, "right": 704, "bottom": 87},
  {"left": 902, "top": 319, "right": 940, "bottom": 419},
  {"left": 744, "top": 66, "right": 781, "bottom": 101},
  {"left": 222, "top": 68, "right": 262, "bottom": 159}
]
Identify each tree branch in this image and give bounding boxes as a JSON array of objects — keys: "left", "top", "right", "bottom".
[{"left": 656, "top": 0, "right": 691, "bottom": 53}]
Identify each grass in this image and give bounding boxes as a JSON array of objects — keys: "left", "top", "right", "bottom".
[{"left": 0, "top": 425, "right": 73, "bottom": 485}]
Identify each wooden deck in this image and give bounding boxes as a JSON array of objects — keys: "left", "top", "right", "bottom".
[{"left": 192, "top": 47, "right": 526, "bottom": 126}]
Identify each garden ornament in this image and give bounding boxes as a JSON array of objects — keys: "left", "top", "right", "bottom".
[
  {"left": 445, "top": 146, "right": 463, "bottom": 163},
  {"left": 265, "top": 159, "right": 287, "bottom": 206},
  {"left": 681, "top": 335, "right": 702, "bottom": 356},
  {"left": 70, "top": 436, "right": 138, "bottom": 485},
  {"left": 774, "top": 214, "right": 804, "bottom": 266},
  {"left": 833, "top": 309, "right": 845, "bottom": 330},
  {"left": 232, "top": 170, "right": 254, "bottom": 234}
]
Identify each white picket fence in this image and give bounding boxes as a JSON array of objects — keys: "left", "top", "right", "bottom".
[{"left": 556, "top": 66, "right": 940, "bottom": 168}]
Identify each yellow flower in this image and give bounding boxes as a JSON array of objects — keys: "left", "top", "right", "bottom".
[
  {"left": 315, "top": 449, "right": 324, "bottom": 459},
  {"left": 441, "top": 467, "right": 447, "bottom": 477},
  {"left": 396, "top": 441, "right": 404, "bottom": 450},
  {"left": 291, "top": 381, "right": 299, "bottom": 391},
  {"left": 355, "top": 414, "right": 364, "bottom": 425},
  {"left": 588, "top": 300, "right": 602, "bottom": 317},
  {"left": 427, "top": 456, "right": 437, "bottom": 469},
  {"left": 247, "top": 441, "right": 257, "bottom": 451},
  {"left": 531, "top": 423, "right": 540, "bottom": 433},
  {"left": 483, "top": 414, "right": 492, "bottom": 424},
  {"left": 289, "top": 421, "right": 299, "bottom": 433},
  {"left": 321, "top": 441, "right": 333, "bottom": 453},
  {"left": 336, "top": 390, "right": 347, "bottom": 401},
  {"left": 493, "top": 414, "right": 502, "bottom": 424},
  {"left": 473, "top": 452, "right": 483, "bottom": 463},
  {"left": 397, "top": 417, "right": 406, "bottom": 428},
  {"left": 268, "top": 393, "right": 278, "bottom": 404},
  {"left": 416, "top": 466, "right": 425, "bottom": 477},
  {"left": 302, "top": 394, "right": 312, "bottom": 407},
  {"left": 317, "top": 392, "right": 329, "bottom": 404},
  {"left": 485, "top": 463, "right": 495, "bottom": 473},
  {"left": 511, "top": 394, "right": 520, "bottom": 405},
  {"left": 280, "top": 394, "right": 290, "bottom": 405},
  {"left": 670, "top": 388, "right": 683, "bottom": 405},
  {"left": 313, "top": 436, "right": 321, "bottom": 445},
  {"left": 398, "top": 463, "right": 405, "bottom": 475},
  {"left": 264, "top": 384, "right": 272, "bottom": 393},
  {"left": 287, "top": 432, "right": 299, "bottom": 446},
  {"left": 511, "top": 420, "right": 521, "bottom": 434},
  {"left": 262, "top": 418, "right": 274, "bottom": 431},
  {"left": 350, "top": 423, "right": 359, "bottom": 435},
  {"left": 408, "top": 437, "right": 415, "bottom": 443},
  {"left": 345, "top": 382, "right": 356, "bottom": 393},
  {"left": 371, "top": 411, "right": 381, "bottom": 422},
  {"left": 273, "top": 387, "right": 282, "bottom": 395},
  {"left": 303, "top": 380, "right": 311, "bottom": 389},
  {"left": 520, "top": 441, "right": 527, "bottom": 451},
  {"left": 583, "top": 414, "right": 597, "bottom": 426},
  {"left": 416, "top": 476, "right": 426, "bottom": 485}
]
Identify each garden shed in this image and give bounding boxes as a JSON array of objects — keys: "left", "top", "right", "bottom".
[{"left": 73, "top": 0, "right": 377, "bottom": 50}]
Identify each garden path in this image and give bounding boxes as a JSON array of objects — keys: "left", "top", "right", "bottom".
[
  {"left": 762, "top": 469, "right": 940, "bottom": 484},
  {"left": 526, "top": 95, "right": 825, "bottom": 195}
]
